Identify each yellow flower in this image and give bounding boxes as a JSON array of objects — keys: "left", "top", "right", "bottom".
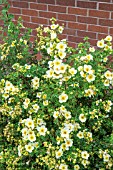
[
  {"left": 81, "top": 151, "right": 89, "bottom": 160},
  {"left": 59, "top": 64, "right": 67, "bottom": 73},
  {"left": 28, "top": 134, "right": 36, "bottom": 142},
  {"left": 58, "top": 51, "right": 66, "bottom": 59},
  {"left": 86, "top": 54, "right": 93, "bottom": 60},
  {"left": 24, "top": 98, "right": 30, "bottom": 105},
  {"left": 25, "top": 118, "right": 34, "bottom": 129},
  {"left": 32, "top": 104, "right": 40, "bottom": 112},
  {"left": 46, "top": 69, "right": 54, "bottom": 78},
  {"left": 86, "top": 74, "right": 95, "bottom": 82},
  {"left": 84, "top": 65, "right": 92, "bottom": 73},
  {"left": 64, "top": 111, "right": 71, "bottom": 119},
  {"left": 59, "top": 93, "right": 68, "bottom": 103},
  {"left": 104, "top": 79, "right": 110, "bottom": 86},
  {"left": 69, "top": 68, "right": 77, "bottom": 76},
  {"left": 59, "top": 163, "right": 68, "bottom": 170},
  {"left": 74, "top": 165, "right": 80, "bottom": 170},
  {"left": 25, "top": 143, "right": 34, "bottom": 153},
  {"left": 51, "top": 31, "right": 57, "bottom": 39},
  {"left": 37, "top": 125, "right": 47, "bottom": 136},
  {"left": 22, "top": 128, "right": 28, "bottom": 137},
  {"left": 56, "top": 149, "right": 63, "bottom": 159},
  {"left": 61, "top": 128, "right": 69, "bottom": 138},
  {"left": 60, "top": 143, "right": 67, "bottom": 151},
  {"left": 89, "top": 47, "right": 95, "bottom": 52},
  {"left": 79, "top": 114, "right": 86, "bottom": 123},
  {"left": 78, "top": 66, "right": 83, "bottom": 71},
  {"left": 51, "top": 24, "right": 58, "bottom": 30},
  {"left": 97, "top": 40, "right": 105, "bottom": 48},
  {"left": 85, "top": 89, "right": 93, "bottom": 97},
  {"left": 42, "top": 94, "right": 47, "bottom": 99},
  {"left": 43, "top": 100, "right": 49, "bottom": 106},
  {"left": 56, "top": 42, "right": 67, "bottom": 51},
  {"left": 65, "top": 139, "right": 73, "bottom": 148},
  {"left": 53, "top": 111, "right": 59, "bottom": 118},
  {"left": 104, "top": 70, "right": 112, "bottom": 80},
  {"left": 77, "top": 131, "right": 84, "bottom": 139},
  {"left": 105, "top": 35, "right": 112, "bottom": 42}
]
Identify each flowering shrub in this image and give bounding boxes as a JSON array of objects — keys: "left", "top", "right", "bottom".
[{"left": 0, "top": 2, "right": 113, "bottom": 170}]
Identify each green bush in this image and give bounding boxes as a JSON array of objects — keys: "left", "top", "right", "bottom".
[{"left": 0, "top": 2, "right": 113, "bottom": 170}]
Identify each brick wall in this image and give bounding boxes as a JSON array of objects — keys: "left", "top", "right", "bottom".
[{"left": 1, "top": 0, "right": 113, "bottom": 47}]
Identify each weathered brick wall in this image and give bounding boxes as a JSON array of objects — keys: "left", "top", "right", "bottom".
[{"left": 1, "top": 0, "right": 113, "bottom": 47}]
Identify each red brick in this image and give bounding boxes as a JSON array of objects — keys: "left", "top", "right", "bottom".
[
  {"left": 30, "top": 3, "right": 47, "bottom": 10},
  {"left": 56, "top": 0, "right": 75, "bottom": 6},
  {"left": 14, "top": 15, "right": 30, "bottom": 22},
  {"left": 99, "top": 3, "right": 113, "bottom": 11},
  {"left": 77, "top": 16, "right": 97, "bottom": 24},
  {"left": 94, "top": 0, "right": 110, "bottom": 2},
  {"left": 37, "top": 0, "right": 55, "bottom": 4},
  {"left": 23, "top": 22, "right": 38, "bottom": 29},
  {"left": 67, "top": 41, "right": 77, "bottom": 48},
  {"left": 58, "top": 14, "right": 76, "bottom": 22},
  {"left": 89, "top": 39, "right": 97, "bottom": 46},
  {"left": 9, "top": 7, "right": 21, "bottom": 14},
  {"left": 30, "top": 36, "right": 36, "bottom": 42},
  {"left": 89, "top": 10, "right": 110, "bottom": 19},
  {"left": 77, "top": 1, "right": 97, "bottom": 9},
  {"left": 13, "top": 1, "right": 28, "bottom": 8},
  {"left": 68, "top": 7, "right": 87, "bottom": 16},
  {"left": 109, "top": 28, "right": 113, "bottom": 35},
  {"left": 88, "top": 25, "right": 108, "bottom": 34},
  {"left": 55, "top": 20, "right": 67, "bottom": 27},
  {"left": 111, "top": 12, "right": 113, "bottom": 19},
  {"left": 63, "top": 29, "right": 76, "bottom": 36},
  {"left": 22, "top": 9, "right": 38, "bottom": 16},
  {"left": 99, "top": 18, "right": 113, "bottom": 27},
  {"left": 77, "top": 30, "right": 96, "bottom": 39},
  {"left": 58, "top": 34, "right": 68, "bottom": 40},
  {"left": 98, "top": 33, "right": 109, "bottom": 40},
  {"left": 32, "top": 30, "right": 37, "bottom": 36},
  {"left": 39, "top": 11, "right": 56, "bottom": 18},
  {"left": 68, "top": 36, "right": 83, "bottom": 43},
  {"left": 48, "top": 5, "right": 66, "bottom": 13},
  {"left": 68, "top": 22, "right": 87, "bottom": 30},
  {"left": 31, "top": 17, "right": 48, "bottom": 25}
]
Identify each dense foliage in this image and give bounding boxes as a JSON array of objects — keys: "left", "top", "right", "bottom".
[{"left": 0, "top": 1, "right": 113, "bottom": 170}]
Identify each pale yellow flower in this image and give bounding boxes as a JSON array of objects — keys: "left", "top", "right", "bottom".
[
  {"left": 59, "top": 164, "right": 68, "bottom": 170},
  {"left": 105, "top": 35, "right": 112, "bottom": 42},
  {"left": 97, "top": 40, "right": 105, "bottom": 48},
  {"left": 59, "top": 93, "right": 68, "bottom": 103},
  {"left": 79, "top": 114, "right": 86, "bottom": 123},
  {"left": 61, "top": 128, "right": 69, "bottom": 138},
  {"left": 89, "top": 47, "right": 95, "bottom": 52},
  {"left": 58, "top": 51, "right": 66, "bottom": 59},
  {"left": 104, "top": 70, "right": 112, "bottom": 80},
  {"left": 56, "top": 42, "right": 67, "bottom": 51},
  {"left": 25, "top": 143, "right": 34, "bottom": 153},
  {"left": 69, "top": 68, "right": 77, "bottom": 76},
  {"left": 81, "top": 151, "right": 89, "bottom": 160},
  {"left": 56, "top": 149, "right": 63, "bottom": 159},
  {"left": 53, "top": 111, "right": 59, "bottom": 118},
  {"left": 43, "top": 100, "right": 49, "bottom": 106},
  {"left": 37, "top": 125, "right": 47, "bottom": 136},
  {"left": 65, "top": 138, "right": 73, "bottom": 147},
  {"left": 28, "top": 134, "right": 36, "bottom": 142},
  {"left": 25, "top": 118, "right": 34, "bottom": 129},
  {"left": 74, "top": 165, "right": 80, "bottom": 170},
  {"left": 86, "top": 74, "right": 95, "bottom": 82},
  {"left": 77, "top": 131, "right": 84, "bottom": 139},
  {"left": 84, "top": 65, "right": 92, "bottom": 73}
]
